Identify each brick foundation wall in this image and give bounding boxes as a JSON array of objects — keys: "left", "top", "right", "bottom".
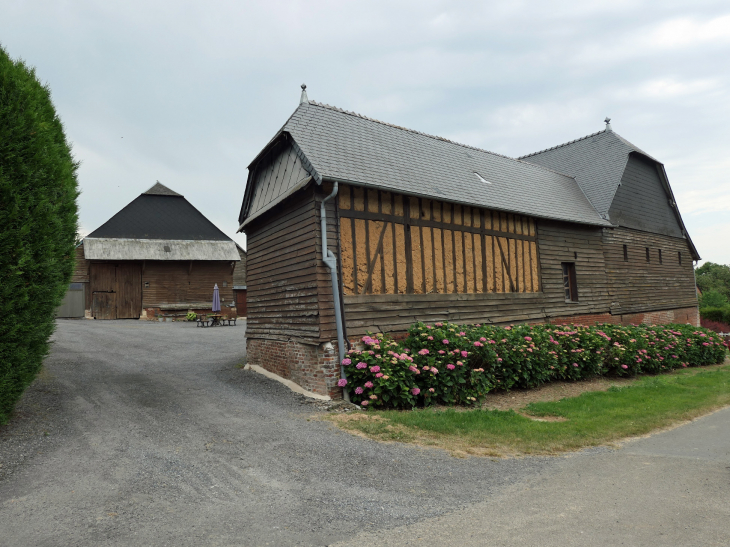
[
  {"left": 247, "top": 338, "right": 341, "bottom": 398},
  {"left": 549, "top": 305, "right": 699, "bottom": 327}
]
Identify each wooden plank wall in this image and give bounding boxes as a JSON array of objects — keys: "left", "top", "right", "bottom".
[
  {"left": 245, "top": 188, "right": 321, "bottom": 343},
  {"left": 536, "top": 220, "right": 611, "bottom": 316},
  {"left": 71, "top": 243, "right": 90, "bottom": 283},
  {"left": 142, "top": 261, "right": 234, "bottom": 306},
  {"left": 342, "top": 218, "right": 611, "bottom": 336},
  {"left": 233, "top": 247, "right": 247, "bottom": 286},
  {"left": 603, "top": 227, "right": 697, "bottom": 315},
  {"left": 338, "top": 185, "right": 539, "bottom": 296}
]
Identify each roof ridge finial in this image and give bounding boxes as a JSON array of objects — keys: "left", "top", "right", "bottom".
[
  {"left": 604, "top": 117, "right": 612, "bottom": 131},
  {"left": 300, "top": 83, "right": 309, "bottom": 105}
]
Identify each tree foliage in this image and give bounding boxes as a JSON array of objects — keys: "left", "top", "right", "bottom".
[
  {"left": 696, "top": 262, "right": 730, "bottom": 303},
  {"left": 0, "top": 46, "right": 79, "bottom": 424}
]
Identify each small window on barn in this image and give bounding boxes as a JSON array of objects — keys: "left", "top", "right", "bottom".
[
  {"left": 623, "top": 245, "right": 628, "bottom": 261},
  {"left": 678, "top": 251, "right": 682, "bottom": 265},
  {"left": 658, "top": 249, "right": 663, "bottom": 264},
  {"left": 646, "top": 247, "right": 650, "bottom": 262},
  {"left": 561, "top": 262, "right": 578, "bottom": 302}
]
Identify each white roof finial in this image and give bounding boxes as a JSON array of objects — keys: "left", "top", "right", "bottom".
[
  {"left": 604, "top": 117, "right": 612, "bottom": 131},
  {"left": 300, "top": 83, "right": 309, "bottom": 105}
]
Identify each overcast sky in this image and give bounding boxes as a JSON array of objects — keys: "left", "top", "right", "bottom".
[{"left": 2, "top": 1, "right": 729, "bottom": 264}]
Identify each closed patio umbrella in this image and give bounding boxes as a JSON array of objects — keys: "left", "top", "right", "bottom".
[{"left": 212, "top": 284, "right": 221, "bottom": 313}]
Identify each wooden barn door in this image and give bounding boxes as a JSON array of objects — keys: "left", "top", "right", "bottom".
[
  {"left": 90, "top": 264, "right": 117, "bottom": 319},
  {"left": 235, "top": 289, "right": 247, "bottom": 316},
  {"left": 89, "top": 263, "right": 142, "bottom": 319},
  {"left": 116, "top": 264, "right": 142, "bottom": 319}
]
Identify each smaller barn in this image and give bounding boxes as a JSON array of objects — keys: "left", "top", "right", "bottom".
[{"left": 69, "top": 182, "right": 242, "bottom": 320}]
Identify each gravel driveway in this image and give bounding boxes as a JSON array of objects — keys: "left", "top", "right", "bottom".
[{"left": 0, "top": 320, "right": 552, "bottom": 546}]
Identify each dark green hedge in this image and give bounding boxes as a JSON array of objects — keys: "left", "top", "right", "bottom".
[
  {"left": 700, "top": 306, "right": 730, "bottom": 325},
  {"left": 0, "top": 46, "right": 79, "bottom": 424}
]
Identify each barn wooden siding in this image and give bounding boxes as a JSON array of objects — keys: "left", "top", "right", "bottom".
[
  {"left": 337, "top": 185, "right": 540, "bottom": 297},
  {"left": 603, "top": 227, "right": 697, "bottom": 315},
  {"left": 142, "top": 261, "right": 234, "bottom": 307},
  {"left": 245, "top": 188, "right": 322, "bottom": 344},
  {"left": 341, "top": 212, "right": 611, "bottom": 336}
]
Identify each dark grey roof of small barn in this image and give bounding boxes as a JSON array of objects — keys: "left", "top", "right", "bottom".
[
  {"left": 88, "top": 183, "right": 231, "bottom": 241},
  {"left": 143, "top": 182, "right": 183, "bottom": 197},
  {"left": 269, "top": 101, "right": 609, "bottom": 227},
  {"left": 519, "top": 129, "right": 657, "bottom": 216}
]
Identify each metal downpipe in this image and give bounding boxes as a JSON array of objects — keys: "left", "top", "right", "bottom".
[{"left": 320, "top": 182, "right": 350, "bottom": 402}]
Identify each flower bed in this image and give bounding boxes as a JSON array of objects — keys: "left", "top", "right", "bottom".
[{"left": 341, "top": 322, "right": 728, "bottom": 409}]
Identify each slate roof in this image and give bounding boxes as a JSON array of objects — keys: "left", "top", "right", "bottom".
[
  {"left": 88, "top": 183, "right": 232, "bottom": 241},
  {"left": 143, "top": 182, "right": 183, "bottom": 197},
  {"left": 519, "top": 129, "right": 657, "bottom": 216},
  {"left": 255, "top": 101, "right": 609, "bottom": 227}
]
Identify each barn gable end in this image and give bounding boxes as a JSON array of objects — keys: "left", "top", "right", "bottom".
[{"left": 608, "top": 154, "right": 684, "bottom": 238}]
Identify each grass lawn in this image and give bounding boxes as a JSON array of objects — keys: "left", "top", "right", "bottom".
[{"left": 328, "top": 362, "right": 730, "bottom": 457}]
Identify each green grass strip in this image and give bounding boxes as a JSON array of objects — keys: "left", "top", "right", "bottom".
[{"left": 336, "top": 365, "right": 730, "bottom": 455}]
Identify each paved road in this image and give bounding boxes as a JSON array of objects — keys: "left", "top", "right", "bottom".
[{"left": 1, "top": 320, "right": 728, "bottom": 546}]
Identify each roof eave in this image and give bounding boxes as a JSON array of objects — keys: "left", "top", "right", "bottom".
[{"left": 319, "top": 176, "right": 611, "bottom": 228}]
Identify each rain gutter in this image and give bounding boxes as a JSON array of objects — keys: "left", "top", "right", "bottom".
[{"left": 320, "top": 181, "right": 350, "bottom": 402}]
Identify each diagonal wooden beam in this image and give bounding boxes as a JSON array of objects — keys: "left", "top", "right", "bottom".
[
  {"left": 495, "top": 236, "right": 516, "bottom": 292},
  {"left": 361, "top": 221, "right": 390, "bottom": 295}
]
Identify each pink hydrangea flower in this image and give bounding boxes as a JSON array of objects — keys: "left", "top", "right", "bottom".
[
  {"left": 369, "top": 394, "right": 378, "bottom": 400},
  {"left": 438, "top": 350, "right": 446, "bottom": 355},
  {"left": 572, "top": 363, "right": 578, "bottom": 367},
  {"left": 427, "top": 336, "right": 434, "bottom": 341},
  {"left": 355, "top": 386, "right": 364, "bottom": 395},
  {"left": 435, "top": 322, "right": 443, "bottom": 327},
  {"left": 430, "top": 367, "right": 439, "bottom": 374},
  {"left": 364, "top": 381, "right": 374, "bottom": 388},
  {"left": 370, "top": 365, "right": 381, "bottom": 373},
  {"left": 342, "top": 358, "right": 351, "bottom": 365},
  {"left": 497, "top": 358, "right": 503, "bottom": 362},
  {"left": 409, "top": 365, "right": 418, "bottom": 372},
  {"left": 356, "top": 362, "right": 367, "bottom": 369},
  {"left": 411, "top": 388, "right": 420, "bottom": 395},
  {"left": 442, "top": 339, "right": 449, "bottom": 345},
  {"left": 474, "top": 342, "right": 483, "bottom": 347},
  {"left": 446, "top": 364, "right": 456, "bottom": 370},
  {"left": 621, "top": 364, "right": 629, "bottom": 369},
  {"left": 361, "top": 400, "right": 369, "bottom": 406},
  {"left": 524, "top": 336, "right": 532, "bottom": 341},
  {"left": 418, "top": 349, "right": 429, "bottom": 355},
  {"left": 428, "top": 388, "right": 435, "bottom": 393},
  {"left": 456, "top": 361, "right": 464, "bottom": 366},
  {"left": 375, "top": 372, "right": 384, "bottom": 378},
  {"left": 461, "top": 351, "right": 468, "bottom": 358},
  {"left": 459, "top": 332, "right": 466, "bottom": 336},
  {"left": 337, "top": 378, "right": 348, "bottom": 387},
  {"left": 480, "top": 337, "right": 487, "bottom": 342}
]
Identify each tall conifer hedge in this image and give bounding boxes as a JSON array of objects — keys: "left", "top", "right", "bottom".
[{"left": 0, "top": 46, "right": 79, "bottom": 424}]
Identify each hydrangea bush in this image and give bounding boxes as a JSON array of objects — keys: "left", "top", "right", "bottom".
[{"left": 340, "top": 321, "right": 727, "bottom": 409}]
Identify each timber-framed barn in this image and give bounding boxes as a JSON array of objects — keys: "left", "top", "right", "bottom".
[
  {"left": 238, "top": 88, "right": 700, "bottom": 398},
  {"left": 71, "top": 183, "right": 243, "bottom": 320}
]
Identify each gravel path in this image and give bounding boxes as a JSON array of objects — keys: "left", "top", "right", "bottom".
[{"left": 0, "top": 320, "right": 552, "bottom": 546}]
